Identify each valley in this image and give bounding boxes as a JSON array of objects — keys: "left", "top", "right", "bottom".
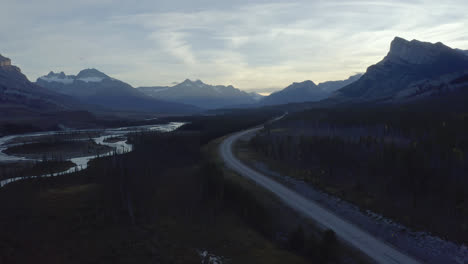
[{"left": 1, "top": 5, "right": 468, "bottom": 262}]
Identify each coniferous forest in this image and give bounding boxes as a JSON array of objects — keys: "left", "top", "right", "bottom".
[{"left": 249, "top": 106, "right": 468, "bottom": 243}]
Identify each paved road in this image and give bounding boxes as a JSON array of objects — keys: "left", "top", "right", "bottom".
[{"left": 219, "top": 127, "right": 422, "bottom": 264}]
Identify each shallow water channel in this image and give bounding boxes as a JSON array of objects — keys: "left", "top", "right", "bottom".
[{"left": 0, "top": 122, "right": 185, "bottom": 188}]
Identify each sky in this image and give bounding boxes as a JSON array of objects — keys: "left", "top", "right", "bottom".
[{"left": 1, "top": 0, "right": 468, "bottom": 94}]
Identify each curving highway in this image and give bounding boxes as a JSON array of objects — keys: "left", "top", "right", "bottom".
[{"left": 219, "top": 126, "right": 422, "bottom": 264}]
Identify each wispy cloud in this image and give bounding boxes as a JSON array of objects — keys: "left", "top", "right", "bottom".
[{"left": 1, "top": 0, "right": 467, "bottom": 92}]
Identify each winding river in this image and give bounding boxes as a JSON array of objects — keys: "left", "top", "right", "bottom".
[{"left": 0, "top": 122, "right": 185, "bottom": 188}]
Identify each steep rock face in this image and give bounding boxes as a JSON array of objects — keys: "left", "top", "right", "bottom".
[
  {"left": 0, "top": 65, "right": 74, "bottom": 113},
  {"left": 0, "top": 54, "right": 12, "bottom": 67},
  {"left": 36, "top": 69, "right": 199, "bottom": 114},
  {"left": 334, "top": 37, "right": 468, "bottom": 101},
  {"left": 138, "top": 79, "right": 257, "bottom": 109},
  {"left": 394, "top": 70, "right": 468, "bottom": 101},
  {"left": 387, "top": 37, "right": 452, "bottom": 65}
]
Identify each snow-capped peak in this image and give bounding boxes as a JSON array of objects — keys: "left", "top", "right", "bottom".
[
  {"left": 75, "top": 68, "right": 109, "bottom": 83},
  {"left": 38, "top": 71, "right": 74, "bottom": 84},
  {"left": 76, "top": 77, "right": 105, "bottom": 83},
  {"left": 37, "top": 68, "right": 111, "bottom": 84}
]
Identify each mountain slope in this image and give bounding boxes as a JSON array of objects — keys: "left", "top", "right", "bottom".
[
  {"left": 0, "top": 64, "right": 75, "bottom": 114},
  {"left": 317, "top": 73, "right": 363, "bottom": 92},
  {"left": 260, "top": 74, "right": 362, "bottom": 106},
  {"left": 456, "top": 49, "right": 468, "bottom": 56},
  {"left": 36, "top": 69, "right": 199, "bottom": 114},
  {"left": 334, "top": 37, "right": 468, "bottom": 102},
  {"left": 0, "top": 56, "right": 105, "bottom": 133},
  {"left": 248, "top": 92, "right": 264, "bottom": 101},
  {"left": 137, "top": 79, "right": 257, "bottom": 109},
  {"left": 393, "top": 70, "right": 468, "bottom": 108}
]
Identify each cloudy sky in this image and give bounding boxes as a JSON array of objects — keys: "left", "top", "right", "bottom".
[{"left": 1, "top": 0, "right": 468, "bottom": 94}]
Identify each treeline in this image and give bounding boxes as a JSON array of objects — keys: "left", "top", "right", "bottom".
[
  {"left": 91, "top": 107, "right": 281, "bottom": 224},
  {"left": 250, "top": 106, "right": 468, "bottom": 243},
  {"left": 178, "top": 108, "right": 283, "bottom": 144},
  {"left": 0, "top": 160, "right": 74, "bottom": 181}
]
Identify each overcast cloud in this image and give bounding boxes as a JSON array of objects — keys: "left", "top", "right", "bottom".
[{"left": 1, "top": 0, "right": 467, "bottom": 93}]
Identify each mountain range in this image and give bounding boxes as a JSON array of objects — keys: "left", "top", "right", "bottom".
[
  {"left": 2, "top": 36, "right": 468, "bottom": 126},
  {"left": 0, "top": 57, "right": 107, "bottom": 133},
  {"left": 138, "top": 79, "right": 262, "bottom": 109},
  {"left": 0, "top": 62, "right": 76, "bottom": 116},
  {"left": 34, "top": 37, "right": 468, "bottom": 112},
  {"left": 36, "top": 69, "right": 198, "bottom": 114}
]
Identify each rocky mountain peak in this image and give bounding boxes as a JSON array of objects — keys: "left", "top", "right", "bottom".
[
  {"left": 287, "top": 80, "right": 317, "bottom": 90},
  {"left": 75, "top": 69, "right": 109, "bottom": 83},
  {"left": 0, "top": 54, "right": 12, "bottom": 67},
  {"left": 180, "top": 79, "right": 205, "bottom": 85},
  {"left": 76, "top": 68, "right": 109, "bottom": 79},
  {"left": 181, "top": 78, "right": 195, "bottom": 84},
  {"left": 335, "top": 37, "right": 468, "bottom": 101},
  {"left": 386, "top": 37, "right": 453, "bottom": 64},
  {"left": 46, "top": 71, "right": 67, "bottom": 79}
]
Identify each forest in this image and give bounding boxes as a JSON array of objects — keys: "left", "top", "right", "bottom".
[
  {"left": 0, "top": 108, "right": 344, "bottom": 264},
  {"left": 249, "top": 106, "right": 468, "bottom": 243}
]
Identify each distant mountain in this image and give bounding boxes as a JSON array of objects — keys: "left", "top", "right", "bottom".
[
  {"left": 0, "top": 61, "right": 75, "bottom": 114},
  {"left": 0, "top": 56, "right": 103, "bottom": 132},
  {"left": 333, "top": 37, "right": 468, "bottom": 102},
  {"left": 456, "top": 49, "right": 468, "bottom": 56},
  {"left": 317, "top": 73, "right": 363, "bottom": 92},
  {"left": 36, "top": 69, "right": 199, "bottom": 114},
  {"left": 260, "top": 80, "right": 323, "bottom": 105},
  {"left": 138, "top": 86, "right": 171, "bottom": 96},
  {"left": 260, "top": 74, "right": 363, "bottom": 106},
  {"left": 137, "top": 79, "right": 258, "bottom": 109},
  {"left": 248, "top": 92, "right": 264, "bottom": 101}
]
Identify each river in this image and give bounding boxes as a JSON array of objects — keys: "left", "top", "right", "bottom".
[{"left": 0, "top": 122, "right": 185, "bottom": 188}]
